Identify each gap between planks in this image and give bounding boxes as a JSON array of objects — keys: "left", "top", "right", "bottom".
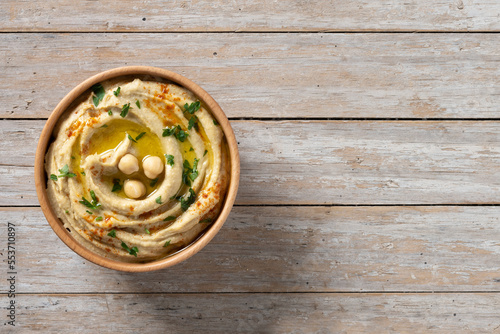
[
  {"left": 6, "top": 291, "right": 500, "bottom": 296},
  {"left": 4, "top": 31, "right": 500, "bottom": 34},
  {"left": 7, "top": 117, "right": 500, "bottom": 122}
]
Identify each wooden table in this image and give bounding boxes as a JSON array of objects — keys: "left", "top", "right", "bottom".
[{"left": 2, "top": 1, "right": 500, "bottom": 332}]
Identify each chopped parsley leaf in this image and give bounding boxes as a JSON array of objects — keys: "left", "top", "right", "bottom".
[
  {"left": 213, "top": 119, "right": 218, "bottom": 126},
  {"left": 203, "top": 150, "right": 208, "bottom": 157},
  {"left": 184, "top": 101, "right": 200, "bottom": 114},
  {"left": 163, "top": 216, "right": 176, "bottom": 221},
  {"left": 121, "top": 241, "right": 138, "bottom": 257},
  {"left": 189, "top": 158, "right": 199, "bottom": 181},
  {"left": 200, "top": 218, "right": 212, "bottom": 224},
  {"left": 165, "top": 154, "right": 174, "bottom": 166},
  {"left": 162, "top": 125, "right": 189, "bottom": 142},
  {"left": 113, "top": 87, "right": 121, "bottom": 96},
  {"left": 176, "top": 128, "right": 188, "bottom": 142},
  {"left": 90, "top": 190, "right": 98, "bottom": 203},
  {"left": 86, "top": 210, "right": 93, "bottom": 215},
  {"left": 135, "top": 100, "right": 141, "bottom": 109},
  {"left": 91, "top": 83, "right": 105, "bottom": 107},
  {"left": 95, "top": 216, "right": 103, "bottom": 222},
  {"left": 108, "top": 110, "right": 113, "bottom": 116},
  {"left": 81, "top": 171, "right": 86, "bottom": 176},
  {"left": 120, "top": 103, "right": 131, "bottom": 117},
  {"left": 79, "top": 190, "right": 101, "bottom": 210},
  {"left": 58, "top": 164, "right": 76, "bottom": 178},
  {"left": 178, "top": 188, "right": 196, "bottom": 211},
  {"left": 150, "top": 178, "right": 159, "bottom": 187},
  {"left": 135, "top": 132, "right": 146, "bottom": 141},
  {"left": 155, "top": 196, "right": 162, "bottom": 204},
  {"left": 127, "top": 134, "right": 137, "bottom": 143},
  {"left": 100, "top": 124, "right": 108, "bottom": 128},
  {"left": 162, "top": 126, "right": 176, "bottom": 137},
  {"left": 107, "top": 229, "right": 116, "bottom": 238},
  {"left": 112, "top": 178, "right": 122, "bottom": 192},
  {"left": 50, "top": 174, "right": 58, "bottom": 181},
  {"left": 163, "top": 240, "right": 171, "bottom": 247},
  {"left": 145, "top": 228, "right": 150, "bottom": 234},
  {"left": 188, "top": 116, "right": 197, "bottom": 130}
]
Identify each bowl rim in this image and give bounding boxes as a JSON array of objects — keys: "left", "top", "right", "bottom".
[{"left": 34, "top": 66, "right": 240, "bottom": 272}]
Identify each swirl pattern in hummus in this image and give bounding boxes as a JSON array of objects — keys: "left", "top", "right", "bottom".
[{"left": 45, "top": 78, "right": 229, "bottom": 262}]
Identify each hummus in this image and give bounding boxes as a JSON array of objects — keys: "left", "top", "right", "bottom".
[{"left": 45, "top": 78, "right": 229, "bottom": 262}]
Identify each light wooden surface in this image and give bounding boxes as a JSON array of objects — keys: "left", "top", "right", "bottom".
[
  {"left": 3, "top": 33, "right": 500, "bottom": 119},
  {"left": 2, "top": 1, "right": 500, "bottom": 333}
]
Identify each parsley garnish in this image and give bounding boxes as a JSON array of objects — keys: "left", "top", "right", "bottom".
[
  {"left": 127, "top": 134, "right": 137, "bottom": 143},
  {"left": 91, "top": 83, "right": 105, "bottom": 107},
  {"left": 182, "top": 160, "right": 192, "bottom": 186},
  {"left": 112, "top": 178, "right": 122, "bottom": 192},
  {"left": 155, "top": 196, "right": 162, "bottom": 204},
  {"left": 121, "top": 241, "right": 138, "bottom": 257},
  {"left": 95, "top": 216, "right": 103, "bottom": 222},
  {"left": 145, "top": 228, "right": 150, "bottom": 234},
  {"left": 150, "top": 178, "right": 159, "bottom": 187},
  {"left": 113, "top": 87, "right": 121, "bottom": 96},
  {"left": 79, "top": 190, "right": 101, "bottom": 210},
  {"left": 163, "top": 240, "right": 171, "bottom": 247},
  {"left": 100, "top": 124, "right": 108, "bottom": 128},
  {"left": 108, "top": 110, "right": 113, "bottom": 116},
  {"left": 184, "top": 101, "right": 200, "bottom": 114},
  {"left": 135, "top": 100, "right": 141, "bottom": 109},
  {"left": 54, "top": 164, "right": 76, "bottom": 179},
  {"left": 135, "top": 132, "right": 146, "bottom": 141},
  {"left": 71, "top": 156, "right": 75, "bottom": 159},
  {"left": 65, "top": 210, "right": 69, "bottom": 214},
  {"left": 213, "top": 119, "right": 218, "bottom": 126},
  {"left": 165, "top": 154, "right": 174, "bottom": 166},
  {"left": 86, "top": 210, "right": 93, "bottom": 215},
  {"left": 162, "top": 127, "right": 176, "bottom": 137},
  {"left": 176, "top": 128, "right": 188, "bottom": 142},
  {"left": 189, "top": 147, "right": 194, "bottom": 152},
  {"left": 120, "top": 103, "right": 131, "bottom": 117},
  {"left": 163, "top": 216, "right": 176, "bottom": 221},
  {"left": 162, "top": 125, "right": 189, "bottom": 142},
  {"left": 107, "top": 229, "right": 116, "bottom": 238},
  {"left": 178, "top": 188, "right": 196, "bottom": 211},
  {"left": 200, "top": 218, "right": 212, "bottom": 224},
  {"left": 203, "top": 150, "right": 208, "bottom": 157},
  {"left": 81, "top": 171, "right": 86, "bottom": 176},
  {"left": 188, "top": 116, "right": 198, "bottom": 130},
  {"left": 189, "top": 158, "right": 199, "bottom": 181},
  {"left": 182, "top": 159, "right": 199, "bottom": 186}
]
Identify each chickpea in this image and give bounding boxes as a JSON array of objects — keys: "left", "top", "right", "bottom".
[
  {"left": 123, "top": 179, "right": 146, "bottom": 199},
  {"left": 143, "top": 156, "right": 164, "bottom": 179},
  {"left": 118, "top": 154, "right": 139, "bottom": 175}
]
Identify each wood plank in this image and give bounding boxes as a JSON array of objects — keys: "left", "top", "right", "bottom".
[
  {"left": 2, "top": 33, "right": 500, "bottom": 119},
  {"left": 3, "top": 293, "right": 500, "bottom": 332},
  {"left": 4, "top": 120, "right": 500, "bottom": 206},
  {"left": 3, "top": 206, "right": 500, "bottom": 293},
  {"left": 2, "top": 1, "right": 499, "bottom": 32}
]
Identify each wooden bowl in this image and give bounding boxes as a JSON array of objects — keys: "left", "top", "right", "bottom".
[{"left": 34, "top": 66, "right": 240, "bottom": 272}]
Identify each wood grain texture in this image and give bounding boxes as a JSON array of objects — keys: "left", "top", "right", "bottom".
[
  {"left": 3, "top": 206, "right": 500, "bottom": 293},
  {"left": 2, "top": 33, "right": 500, "bottom": 119},
  {"left": 2, "top": 0, "right": 499, "bottom": 32},
  {"left": 3, "top": 120, "right": 500, "bottom": 206},
  {"left": 3, "top": 293, "right": 500, "bottom": 333}
]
